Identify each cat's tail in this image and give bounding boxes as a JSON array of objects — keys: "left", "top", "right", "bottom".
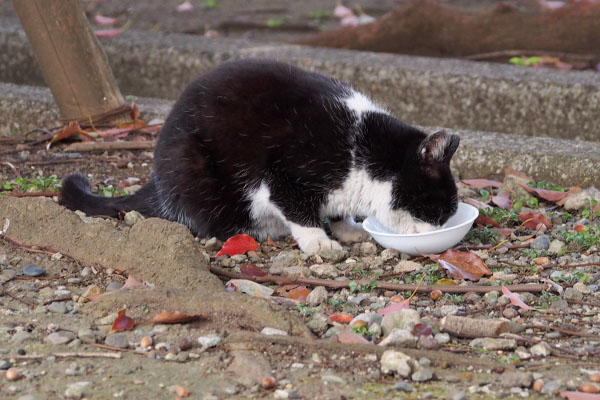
[{"left": 59, "top": 172, "right": 158, "bottom": 218}]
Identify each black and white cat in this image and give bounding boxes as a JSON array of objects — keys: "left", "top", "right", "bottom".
[{"left": 60, "top": 59, "right": 459, "bottom": 253}]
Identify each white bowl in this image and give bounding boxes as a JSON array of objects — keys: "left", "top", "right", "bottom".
[{"left": 362, "top": 203, "right": 479, "bottom": 256}]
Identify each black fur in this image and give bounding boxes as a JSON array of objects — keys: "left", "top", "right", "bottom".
[{"left": 60, "top": 59, "right": 459, "bottom": 243}]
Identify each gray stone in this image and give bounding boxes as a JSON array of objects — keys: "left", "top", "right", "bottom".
[
  {"left": 541, "top": 380, "right": 563, "bottom": 395},
  {"left": 309, "top": 263, "right": 338, "bottom": 279},
  {"left": 0, "top": 359, "right": 13, "bottom": 370},
  {"left": 547, "top": 239, "right": 565, "bottom": 255},
  {"left": 77, "top": 328, "right": 96, "bottom": 343},
  {"left": 204, "top": 237, "right": 222, "bottom": 251},
  {"left": 21, "top": 264, "right": 46, "bottom": 277},
  {"left": 17, "top": 395, "right": 39, "bottom": 400},
  {"left": 379, "top": 329, "right": 417, "bottom": 347},
  {"left": 394, "top": 260, "right": 422, "bottom": 273},
  {"left": 451, "top": 392, "right": 468, "bottom": 400},
  {"left": 411, "top": 368, "right": 433, "bottom": 382},
  {"left": 564, "top": 287, "right": 584, "bottom": 301},
  {"left": 306, "top": 286, "right": 328, "bottom": 307},
  {"left": 530, "top": 341, "right": 552, "bottom": 357},
  {"left": 48, "top": 302, "right": 68, "bottom": 314},
  {"left": 273, "top": 251, "right": 302, "bottom": 267},
  {"left": 261, "top": 327, "right": 287, "bottom": 336},
  {"left": 483, "top": 290, "right": 500, "bottom": 304},
  {"left": 350, "top": 313, "right": 383, "bottom": 328},
  {"left": 105, "top": 281, "right": 123, "bottom": 292},
  {"left": 359, "top": 242, "right": 377, "bottom": 256},
  {"left": 381, "top": 309, "right": 420, "bottom": 336},
  {"left": 306, "top": 313, "right": 329, "bottom": 336},
  {"left": 550, "top": 299, "right": 569, "bottom": 309},
  {"left": 573, "top": 282, "right": 591, "bottom": 294},
  {"left": 46, "top": 331, "right": 75, "bottom": 345},
  {"left": 500, "top": 372, "right": 533, "bottom": 388},
  {"left": 321, "top": 374, "right": 346, "bottom": 385},
  {"left": 64, "top": 381, "right": 91, "bottom": 399},
  {"left": 469, "top": 338, "right": 517, "bottom": 351},
  {"left": 563, "top": 188, "right": 600, "bottom": 210},
  {"left": 197, "top": 335, "right": 221, "bottom": 349},
  {"left": 393, "top": 382, "right": 414, "bottom": 392},
  {"left": 531, "top": 235, "right": 551, "bottom": 250},
  {"left": 434, "top": 332, "right": 450, "bottom": 344},
  {"left": 318, "top": 248, "right": 347, "bottom": 262},
  {"left": 124, "top": 210, "right": 144, "bottom": 226},
  {"left": 380, "top": 350, "right": 415, "bottom": 377},
  {"left": 368, "top": 323, "right": 382, "bottom": 338},
  {"left": 380, "top": 248, "right": 399, "bottom": 261},
  {"left": 11, "top": 331, "right": 34, "bottom": 344},
  {"left": 104, "top": 333, "right": 129, "bottom": 349}
]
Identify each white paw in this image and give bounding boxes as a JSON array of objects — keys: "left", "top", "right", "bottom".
[
  {"left": 330, "top": 218, "right": 371, "bottom": 243},
  {"left": 301, "top": 238, "right": 343, "bottom": 254}
]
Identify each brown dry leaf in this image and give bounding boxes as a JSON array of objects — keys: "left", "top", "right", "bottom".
[
  {"left": 48, "top": 121, "right": 96, "bottom": 149},
  {"left": 151, "top": 311, "right": 208, "bottom": 324},
  {"left": 518, "top": 183, "right": 568, "bottom": 202},
  {"left": 504, "top": 166, "right": 533, "bottom": 183},
  {"left": 111, "top": 309, "right": 135, "bottom": 332},
  {"left": 556, "top": 185, "right": 581, "bottom": 206},
  {"left": 438, "top": 249, "right": 491, "bottom": 281}
]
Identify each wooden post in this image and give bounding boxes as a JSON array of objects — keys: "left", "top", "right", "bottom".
[{"left": 12, "top": 0, "right": 129, "bottom": 123}]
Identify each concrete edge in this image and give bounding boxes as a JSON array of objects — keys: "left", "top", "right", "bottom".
[
  {"left": 1, "top": 82, "right": 598, "bottom": 187},
  {"left": 1, "top": 17, "right": 599, "bottom": 141}
]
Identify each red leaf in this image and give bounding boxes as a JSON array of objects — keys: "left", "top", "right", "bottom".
[
  {"left": 152, "top": 311, "right": 207, "bottom": 324},
  {"left": 329, "top": 314, "right": 353, "bottom": 324},
  {"left": 518, "top": 212, "right": 552, "bottom": 230},
  {"left": 491, "top": 192, "right": 511, "bottom": 209},
  {"left": 460, "top": 179, "right": 502, "bottom": 189},
  {"left": 438, "top": 249, "right": 492, "bottom": 281},
  {"left": 501, "top": 285, "right": 533, "bottom": 310},
  {"left": 240, "top": 263, "right": 267, "bottom": 277},
  {"left": 216, "top": 234, "right": 259, "bottom": 257},
  {"left": 519, "top": 184, "right": 568, "bottom": 202},
  {"left": 111, "top": 309, "right": 135, "bottom": 332},
  {"left": 95, "top": 29, "right": 122, "bottom": 37},
  {"left": 412, "top": 323, "right": 433, "bottom": 337},
  {"left": 476, "top": 214, "right": 500, "bottom": 228},
  {"left": 287, "top": 286, "right": 310, "bottom": 301},
  {"left": 377, "top": 300, "right": 410, "bottom": 316},
  {"left": 337, "top": 325, "right": 371, "bottom": 344},
  {"left": 94, "top": 13, "right": 119, "bottom": 26}
]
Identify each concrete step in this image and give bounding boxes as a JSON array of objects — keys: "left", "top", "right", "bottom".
[
  {"left": 2, "top": 81, "right": 599, "bottom": 187},
  {"left": 1, "top": 17, "right": 599, "bottom": 141}
]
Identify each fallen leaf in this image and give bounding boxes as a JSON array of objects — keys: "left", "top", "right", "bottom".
[
  {"left": 575, "top": 224, "right": 587, "bottom": 232},
  {"left": 476, "top": 214, "right": 500, "bottom": 228},
  {"left": 224, "top": 279, "right": 274, "bottom": 297},
  {"left": 176, "top": 0, "right": 194, "bottom": 12},
  {"left": 501, "top": 285, "right": 533, "bottom": 310},
  {"left": 111, "top": 309, "right": 135, "bottom": 332},
  {"left": 377, "top": 300, "right": 410, "bottom": 316},
  {"left": 266, "top": 235, "right": 280, "bottom": 248},
  {"left": 216, "top": 234, "right": 259, "bottom": 257},
  {"left": 337, "top": 325, "right": 371, "bottom": 344},
  {"left": 48, "top": 121, "right": 96, "bottom": 149},
  {"left": 240, "top": 263, "right": 267, "bottom": 277},
  {"left": 464, "top": 198, "right": 493, "bottom": 211},
  {"left": 560, "top": 391, "right": 600, "bottom": 400},
  {"left": 94, "top": 29, "right": 122, "bottom": 37},
  {"left": 94, "top": 13, "right": 119, "bottom": 26},
  {"left": 491, "top": 227, "right": 512, "bottom": 237},
  {"left": 491, "top": 192, "right": 511, "bottom": 209},
  {"left": 504, "top": 166, "right": 533, "bottom": 183},
  {"left": 287, "top": 286, "right": 310, "bottom": 301},
  {"left": 121, "top": 274, "right": 144, "bottom": 290},
  {"left": 438, "top": 249, "right": 491, "bottom": 281},
  {"left": 556, "top": 185, "right": 582, "bottom": 206},
  {"left": 412, "top": 323, "right": 433, "bottom": 337},
  {"left": 151, "top": 311, "right": 207, "bottom": 324},
  {"left": 518, "top": 212, "right": 552, "bottom": 230},
  {"left": 460, "top": 179, "right": 502, "bottom": 189},
  {"left": 329, "top": 314, "right": 353, "bottom": 324},
  {"left": 434, "top": 278, "right": 457, "bottom": 286},
  {"left": 519, "top": 183, "right": 568, "bottom": 202}
]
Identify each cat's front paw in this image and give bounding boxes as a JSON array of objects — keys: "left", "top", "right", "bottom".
[
  {"left": 330, "top": 218, "right": 371, "bottom": 243},
  {"left": 301, "top": 238, "right": 343, "bottom": 254}
]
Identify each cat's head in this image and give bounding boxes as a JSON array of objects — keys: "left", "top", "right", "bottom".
[{"left": 392, "top": 130, "right": 460, "bottom": 232}]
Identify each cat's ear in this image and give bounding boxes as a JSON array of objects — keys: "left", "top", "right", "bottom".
[{"left": 418, "top": 130, "right": 460, "bottom": 164}]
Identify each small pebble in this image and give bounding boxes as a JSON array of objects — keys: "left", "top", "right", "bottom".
[
  {"left": 502, "top": 308, "right": 518, "bottom": 319},
  {"left": 411, "top": 368, "right": 433, "bottom": 382},
  {"left": 22, "top": 264, "right": 46, "bottom": 277},
  {"left": 580, "top": 383, "right": 599, "bottom": 393},
  {"left": 394, "top": 382, "right": 414, "bottom": 392},
  {"left": 140, "top": 336, "right": 153, "bottom": 348},
  {"left": 48, "top": 302, "right": 68, "bottom": 314},
  {"left": 6, "top": 367, "right": 20, "bottom": 381}
]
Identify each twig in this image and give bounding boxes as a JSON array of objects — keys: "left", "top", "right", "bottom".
[
  {"left": 23, "top": 159, "right": 84, "bottom": 166},
  {"left": 13, "top": 351, "right": 122, "bottom": 360},
  {"left": 525, "top": 323, "right": 600, "bottom": 339},
  {"left": 90, "top": 343, "right": 144, "bottom": 355},
  {"left": 0, "top": 283, "right": 35, "bottom": 307},
  {"left": 0, "top": 234, "right": 78, "bottom": 263},
  {"left": 566, "top": 299, "right": 600, "bottom": 307},
  {"left": 64, "top": 140, "right": 156, "bottom": 152},
  {"left": 2, "top": 191, "right": 58, "bottom": 198},
  {"left": 44, "top": 296, "right": 73, "bottom": 306},
  {"left": 540, "top": 261, "right": 600, "bottom": 270},
  {"left": 1, "top": 161, "right": 21, "bottom": 177},
  {"left": 455, "top": 243, "right": 529, "bottom": 251},
  {"left": 463, "top": 49, "right": 599, "bottom": 61},
  {"left": 208, "top": 266, "right": 550, "bottom": 293}
]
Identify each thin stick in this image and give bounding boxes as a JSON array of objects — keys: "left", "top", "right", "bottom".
[
  {"left": 44, "top": 296, "right": 73, "bottom": 306},
  {"left": 2, "top": 191, "right": 58, "bottom": 198},
  {"left": 463, "top": 49, "right": 599, "bottom": 61},
  {"left": 0, "top": 283, "right": 35, "bottom": 307},
  {"left": 567, "top": 299, "right": 600, "bottom": 307},
  {"left": 90, "top": 343, "right": 144, "bottom": 355},
  {"left": 525, "top": 324, "right": 600, "bottom": 339},
  {"left": 1, "top": 161, "right": 21, "bottom": 177},
  {"left": 13, "top": 351, "right": 122, "bottom": 360},
  {"left": 541, "top": 261, "right": 600, "bottom": 270},
  {"left": 64, "top": 140, "right": 156, "bottom": 152},
  {"left": 208, "top": 266, "right": 550, "bottom": 293},
  {"left": 23, "top": 159, "right": 85, "bottom": 166}
]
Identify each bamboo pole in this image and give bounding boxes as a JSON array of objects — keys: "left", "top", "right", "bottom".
[{"left": 12, "top": 0, "right": 130, "bottom": 123}]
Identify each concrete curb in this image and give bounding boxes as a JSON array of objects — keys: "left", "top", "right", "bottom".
[
  {"left": 2, "top": 82, "right": 599, "bottom": 187},
  {"left": 1, "top": 18, "right": 599, "bottom": 141}
]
